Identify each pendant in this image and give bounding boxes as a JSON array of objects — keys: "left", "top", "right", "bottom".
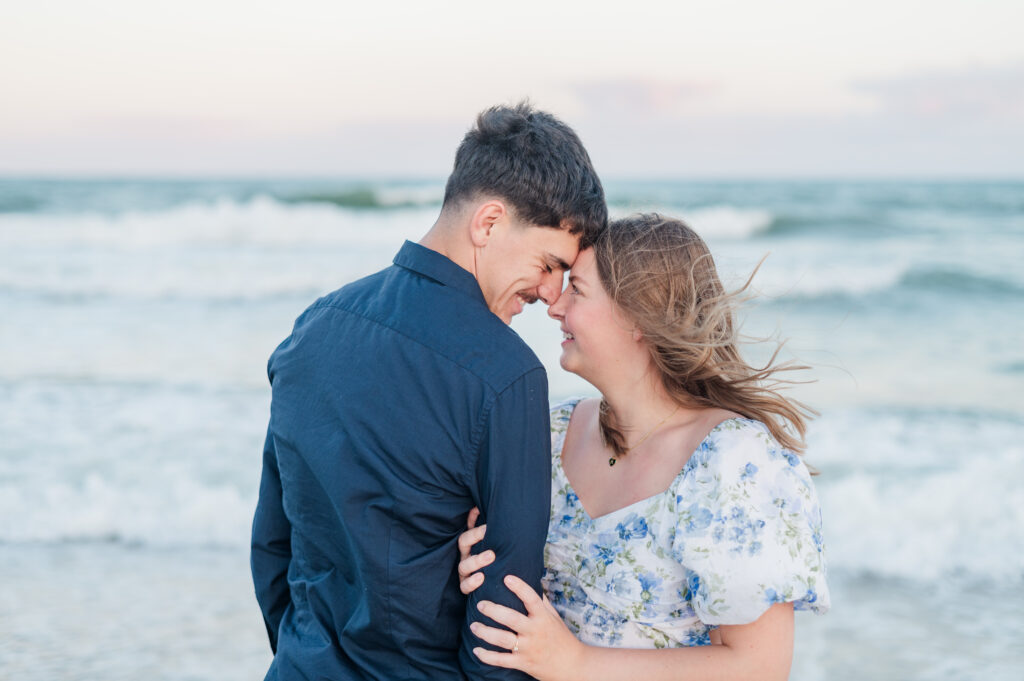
[{"left": 608, "top": 457, "right": 617, "bottom": 467}]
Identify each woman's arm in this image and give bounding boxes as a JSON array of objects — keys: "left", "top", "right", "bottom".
[{"left": 471, "top": 575, "right": 794, "bottom": 681}]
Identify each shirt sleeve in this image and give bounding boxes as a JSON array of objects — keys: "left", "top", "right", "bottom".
[
  {"left": 459, "top": 368, "right": 553, "bottom": 681},
  {"left": 672, "top": 421, "right": 830, "bottom": 626},
  {"left": 250, "top": 425, "right": 293, "bottom": 653}
]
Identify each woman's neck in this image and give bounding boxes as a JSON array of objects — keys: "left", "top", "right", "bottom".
[{"left": 594, "top": 369, "right": 686, "bottom": 440}]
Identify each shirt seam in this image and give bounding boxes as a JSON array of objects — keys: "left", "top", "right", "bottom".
[
  {"left": 305, "top": 301, "right": 540, "bottom": 395},
  {"left": 466, "top": 365, "right": 548, "bottom": 459}
]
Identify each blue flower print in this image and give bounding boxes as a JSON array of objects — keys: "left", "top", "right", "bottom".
[
  {"left": 686, "top": 572, "right": 701, "bottom": 599},
  {"left": 593, "top": 542, "right": 622, "bottom": 567},
  {"left": 637, "top": 571, "right": 664, "bottom": 615},
  {"left": 608, "top": 571, "right": 632, "bottom": 596},
  {"left": 683, "top": 629, "right": 711, "bottom": 647},
  {"left": 684, "top": 504, "right": 713, "bottom": 532},
  {"left": 616, "top": 514, "right": 649, "bottom": 540},
  {"left": 543, "top": 402, "right": 828, "bottom": 650}
]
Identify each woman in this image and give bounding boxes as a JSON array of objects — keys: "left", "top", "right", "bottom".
[{"left": 458, "top": 214, "right": 828, "bottom": 681}]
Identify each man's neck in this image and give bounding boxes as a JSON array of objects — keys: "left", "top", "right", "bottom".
[{"left": 419, "top": 219, "right": 475, "bottom": 276}]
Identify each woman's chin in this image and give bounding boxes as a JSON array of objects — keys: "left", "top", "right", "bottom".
[{"left": 558, "top": 353, "right": 586, "bottom": 380}]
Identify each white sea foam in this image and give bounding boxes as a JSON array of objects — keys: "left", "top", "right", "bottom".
[
  {"left": 0, "top": 196, "right": 433, "bottom": 250},
  {"left": 0, "top": 474, "right": 254, "bottom": 548},
  {"left": 809, "top": 410, "right": 1024, "bottom": 583},
  {"left": 0, "top": 197, "right": 433, "bottom": 301},
  {"left": 749, "top": 259, "right": 911, "bottom": 298},
  {"left": 3, "top": 403, "right": 1021, "bottom": 588},
  {"left": 686, "top": 205, "right": 776, "bottom": 239},
  {"left": 610, "top": 204, "right": 775, "bottom": 240}
]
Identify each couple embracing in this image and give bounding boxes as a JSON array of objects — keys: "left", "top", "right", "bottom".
[{"left": 251, "top": 102, "right": 829, "bottom": 681}]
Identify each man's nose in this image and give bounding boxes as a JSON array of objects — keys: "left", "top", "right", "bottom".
[
  {"left": 547, "top": 283, "right": 570, "bottom": 319},
  {"left": 538, "top": 271, "right": 565, "bottom": 306}
]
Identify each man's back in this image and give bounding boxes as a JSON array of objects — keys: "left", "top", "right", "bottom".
[{"left": 252, "top": 241, "right": 553, "bottom": 680}]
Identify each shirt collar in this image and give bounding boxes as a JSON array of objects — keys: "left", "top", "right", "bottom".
[{"left": 393, "top": 240, "right": 488, "bottom": 307}]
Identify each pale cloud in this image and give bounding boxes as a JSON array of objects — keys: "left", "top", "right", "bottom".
[
  {"left": 3, "top": 3, "right": 1024, "bottom": 175},
  {"left": 569, "top": 79, "right": 715, "bottom": 118},
  {"left": 858, "top": 62, "right": 1024, "bottom": 120}
]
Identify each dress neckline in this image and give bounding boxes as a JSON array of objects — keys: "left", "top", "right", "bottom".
[{"left": 553, "top": 398, "right": 745, "bottom": 523}]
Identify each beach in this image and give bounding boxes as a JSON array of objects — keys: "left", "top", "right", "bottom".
[{"left": 2, "top": 178, "right": 1022, "bottom": 679}]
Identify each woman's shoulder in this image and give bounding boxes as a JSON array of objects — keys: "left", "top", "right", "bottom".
[
  {"left": 675, "top": 416, "right": 829, "bottom": 624},
  {"left": 549, "top": 396, "right": 597, "bottom": 430},
  {"left": 693, "top": 416, "right": 809, "bottom": 483}
]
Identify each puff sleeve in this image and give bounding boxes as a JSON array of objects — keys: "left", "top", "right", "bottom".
[{"left": 671, "top": 419, "right": 830, "bottom": 626}]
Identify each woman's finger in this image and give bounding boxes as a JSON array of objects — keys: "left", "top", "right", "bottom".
[
  {"left": 460, "top": 571, "right": 485, "bottom": 595},
  {"left": 466, "top": 507, "right": 481, "bottom": 530},
  {"left": 469, "top": 621, "right": 518, "bottom": 651},
  {"left": 476, "top": 600, "right": 529, "bottom": 633},
  {"left": 458, "top": 549, "right": 495, "bottom": 579},
  {"left": 502, "top": 575, "right": 545, "bottom": 615},
  {"left": 472, "top": 647, "right": 518, "bottom": 670},
  {"left": 541, "top": 593, "right": 560, "bottom": 618},
  {"left": 457, "top": 524, "right": 487, "bottom": 561}
]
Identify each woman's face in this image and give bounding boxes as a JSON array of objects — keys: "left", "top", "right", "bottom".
[{"left": 547, "top": 248, "right": 641, "bottom": 382}]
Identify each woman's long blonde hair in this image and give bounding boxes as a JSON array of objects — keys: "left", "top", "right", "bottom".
[{"left": 594, "top": 213, "right": 814, "bottom": 456}]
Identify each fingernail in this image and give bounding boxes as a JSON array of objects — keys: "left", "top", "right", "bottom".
[{"left": 470, "top": 622, "right": 480, "bottom": 633}]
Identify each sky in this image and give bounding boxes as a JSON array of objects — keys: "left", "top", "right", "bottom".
[{"left": 2, "top": 0, "right": 1023, "bottom": 177}]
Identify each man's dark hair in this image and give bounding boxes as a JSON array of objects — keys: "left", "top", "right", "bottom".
[{"left": 442, "top": 101, "right": 607, "bottom": 248}]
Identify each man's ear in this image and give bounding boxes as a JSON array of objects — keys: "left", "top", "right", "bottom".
[{"left": 469, "top": 200, "right": 508, "bottom": 248}]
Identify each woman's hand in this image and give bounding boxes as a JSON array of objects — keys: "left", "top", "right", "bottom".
[
  {"left": 458, "top": 507, "right": 495, "bottom": 594},
  {"left": 471, "top": 575, "right": 586, "bottom": 681}
]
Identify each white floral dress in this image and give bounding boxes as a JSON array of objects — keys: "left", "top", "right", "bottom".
[{"left": 542, "top": 399, "right": 829, "bottom": 648}]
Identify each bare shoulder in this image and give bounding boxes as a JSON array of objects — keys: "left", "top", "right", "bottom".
[
  {"left": 705, "top": 407, "right": 745, "bottom": 430},
  {"left": 562, "top": 397, "right": 601, "bottom": 462},
  {"left": 565, "top": 397, "right": 601, "bottom": 440},
  {"left": 571, "top": 397, "right": 602, "bottom": 423}
]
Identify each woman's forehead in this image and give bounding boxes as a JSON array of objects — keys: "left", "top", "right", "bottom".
[{"left": 569, "top": 248, "right": 597, "bottom": 278}]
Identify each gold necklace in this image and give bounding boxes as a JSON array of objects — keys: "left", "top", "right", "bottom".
[{"left": 609, "top": 404, "right": 680, "bottom": 467}]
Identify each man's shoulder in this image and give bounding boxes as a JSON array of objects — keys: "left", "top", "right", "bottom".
[{"left": 291, "top": 263, "right": 545, "bottom": 393}]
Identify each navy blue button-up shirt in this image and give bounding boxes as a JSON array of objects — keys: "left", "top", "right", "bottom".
[{"left": 252, "top": 241, "right": 552, "bottom": 681}]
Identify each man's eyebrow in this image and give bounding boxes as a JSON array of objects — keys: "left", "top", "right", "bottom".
[{"left": 547, "top": 254, "right": 572, "bottom": 271}]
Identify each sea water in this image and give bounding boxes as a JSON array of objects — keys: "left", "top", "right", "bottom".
[{"left": 1, "top": 178, "right": 1022, "bottom": 680}]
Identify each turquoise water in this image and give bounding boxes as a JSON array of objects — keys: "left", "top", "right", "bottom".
[{"left": 1, "top": 178, "right": 1022, "bottom": 679}]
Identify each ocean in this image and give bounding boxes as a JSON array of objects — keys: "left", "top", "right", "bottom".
[{"left": 1, "top": 178, "right": 1022, "bottom": 679}]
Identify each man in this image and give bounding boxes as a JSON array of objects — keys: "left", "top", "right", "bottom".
[{"left": 251, "top": 102, "right": 606, "bottom": 680}]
